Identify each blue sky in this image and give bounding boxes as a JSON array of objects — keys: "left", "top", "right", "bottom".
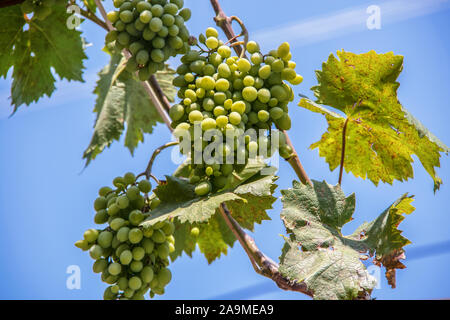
[{"left": 1, "top": 0, "right": 449, "bottom": 300}]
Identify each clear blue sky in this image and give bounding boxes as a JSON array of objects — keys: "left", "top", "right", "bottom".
[{"left": 1, "top": 0, "right": 449, "bottom": 299}]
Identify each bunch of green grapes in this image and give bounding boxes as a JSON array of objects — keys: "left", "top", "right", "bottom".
[
  {"left": 20, "top": 0, "right": 57, "bottom": 20},
  {"left": 169, "top": 27, "right": 303, "bottom": 196},
  {"left": 105, "top": 0, "right": 192, "bottom": 80},
  {"left": 75, "top": 172, "right": 174, "bottom": 300}
]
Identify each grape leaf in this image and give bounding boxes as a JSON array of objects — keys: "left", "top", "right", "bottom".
[
  {"left": 83, "top": 53, "right": 176, "bottom": 165},
  {"left": 300, "top": 50, "right": 449, "bottom": 191},
  {"left": 141, "top": 163, "right": 277, "bottom": 263},
  {"left": 279, "top": 180, "right": 414, "bottom": 300},
  {"left": 0, "top": 3, "right": 87, "bottom": 113}
]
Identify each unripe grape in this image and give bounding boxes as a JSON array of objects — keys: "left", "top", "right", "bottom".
[
  {"left": 117, "top": 226, "right": 130, "bottom": 242},
  {"left": 94, "top": 197, "right": 107, "bottom": 211},
  {"left": 129, "top": 276, "right": 143, "bottom": 290},
  {"left": 98, "top": 231, "right": 113, "bottom": 249},
  {"left": 194, "top": 181, "right": 211, "bottom": 196},
  {"left": 110, "top": 217, "right": 126, "bottom": 231},
  {"left": 89, "top": 244, "right": 104, "bottom": 260},
  {"left": 229, "top": 112, "right": 241, "bottom": 125},
  {"left": 138, "top": 179, "right": 152, "bottom": 193},
  {"left": 206, "top": 37, "right": 219, "bottom": 49},
  {"left": 179, "top": 8, "right": 191, "bottom": 21},
  {"left": 108, "top": 262, "right": 122, "bottom": 276},
  {"left": 132, "top": 247, "right": 146, "bottom": 261},
  {"left": 246, "top": 41, "right": 260, "bottom": 54},
  {"left": 258, "top": 65, "right": 271, "bottom": 79},
  {"left": 84, "top": 229, "right": 99, "bottom": 243},
  {"left": 93, "top": 259, "right": 108, "bottom": 273},
  {"left": 141, "top": 266, "right": 154, "bottom": 283},
  {"left": 242, "top": 87, "right": 258, "bottom": 102},
  {"left": 157, "top": 268, "right": 172, "bottom": 286},
  {"left": 237, "top": 58, "right": 251, "bottom": 73},
  {"left": 218, "top": 45, "right": 231, "bottom": 58},
  {"left": 129, "top": 228, "right": 144, "bottom": 244},
  {"left": 130, "top": 260, "right": 143, "bottom": 273}
]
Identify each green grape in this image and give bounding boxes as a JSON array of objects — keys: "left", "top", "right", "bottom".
[
  {"left": 275, "top": 113, "right": 291, "bottom": 130},
  {"left": 108, "top": 203, "right": 120, "bottom": 216},
  {"left": 229, "top": 112, "right": 242, "bottom": 125},
  {"left": 99, "top": 186, "right": 113, "bottom": 197},
  {"left": 93, "top": 259, "right": 108, "bottom": 273},
  {"left": 108, "top": 262, "right": 122, "bottom": 276},
  {"left": 137, "top": 1, "right": 152, "bottom": 12},
  {"left": 141, "top": 266, "right": 154, "bottom": 283},
  {"left": 157, "top": 243, "right": 170, "bottom": 259},
  {"left": 151, "top": 229, "right": 166, "bottom": 244},
  {"left": 110, "top": 217, "right": 126, "bottom": 231},
  {"left": 269, "top": 107, "right": 284, "bottom": 120},
  {"left": 98, "top": 231, "right": 113, "bottom": 249},
  {"left": 116, "top": 195, "right": 130, "bottom": 209},
  {"left": 84, "top": 229, "right": 99, "bottom": 243},
  {"left": 126, "top": 186, "right": 140, "bottom": 201},
  {"left": 94, "top": 210, "right": 109, "bottom": 224},
  {"left": 89, "top": 245, "right": 103, "bottom": 260},
  {"left": 179, "top": 8, "right": 191, "bottom": 21},
  {"left": 156, "top": 268, "right": 172, "bottom": 286},
  {"left": 75, "top": 239, "right": 90, "bottom": 251},
  {"left": 205, "top": 37, "right": 219, "bottom": 49},
  {"left": 138, "top": 179, "right": 152, "bottom": 193},
  {"left": 130, "top": 261, "right": 143, "bottom": 273},
  {"left": 129, "top": 228, "right": 144, "bottom": 244},
  {"left": 258, "top": 65, "right": 271, "bottom": 79},
  {"left": 120, "top": 250, "right": 133, "bottom": 265},
  {"left": 132, "top": 247, "right": 146, "bottom": 261},
  {"left": 94, "top": 197, "right": 107, "bottom": 211},
  {"left": 277, "top": 42, "right": 290, "bottom": 59},
  {"left": 129, "top": 210, "right": 144, "bottom": 226},
  {"left": 237, "top": 58, "right": 251, "bottom": 73},
  {"left": 191, "top": 227, "right": 200, "bottom": 237},
  {"left": 162, "top": 221, "right": 175, "bottom": 235},
  {"left": 117, "top": 226, "right": 130, "bottom": 242},
  {"left": 194, "top": 181, "right": 211, "bottom": 196},
  {"left": 246, "top": 41, "right": 260, "bottom": 54},
  {"left": 242, "top": 87, "right": 258, "bottom": 102},
  {"left": 142, "top": 238, "right": 155, "bottom": 253},
  {"left": 205, "top": 27, "right": 219, "bottom": 38},
  {"left": 258, "top": 110, "right": 270, "bottom": 122},
  {"left": 217, "top": 46, "right": 231, "bottom": 58},
  {"left": 129, "top": 276, "right": 143, "bottom": 291}
]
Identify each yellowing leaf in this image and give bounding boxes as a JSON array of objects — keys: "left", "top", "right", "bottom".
[{"left": 300, "top": 50, "right": 449, "bottom": 191}]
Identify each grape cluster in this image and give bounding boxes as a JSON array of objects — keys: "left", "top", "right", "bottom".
[
  {"left": 75, "top": 173, "right": 174, "bottom": 300},
  {"left": 105, "top": 0, "right": 192, "bottom": 80},
  {"left": 20, "top": 0, "right": 57, "bottom": 20},
  {"left": 169, "top": 28, "right": 302, "bottom": 196}
]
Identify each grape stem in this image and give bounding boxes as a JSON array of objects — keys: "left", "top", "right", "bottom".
[
  {"left": 218, "top": 204, "right": 314, "bottom": 297},
  {"left": 93, "top": 0, "right": 174, "bottom": 129},
  {"left": 138, "top": 141, "right": 179, "bottom": 181}
]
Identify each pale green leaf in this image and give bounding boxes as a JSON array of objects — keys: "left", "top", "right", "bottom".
[
  {"left": 279, "top": 180, "right": 414, "bottom": 299},
  {"left": 141, "top": 164, "right": 277, "bottom": 263}
]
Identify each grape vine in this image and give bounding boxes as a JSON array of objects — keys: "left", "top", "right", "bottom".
[{"left": 0, "top": 0, "right": 448, "bottom": 301}]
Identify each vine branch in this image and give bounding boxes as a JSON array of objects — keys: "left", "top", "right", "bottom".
[
  {"left": 210, "top": 0, "right": 315, "bottom": 298},
  {"left": 138, "top": 141, "right": 179, "bottom": 180}
]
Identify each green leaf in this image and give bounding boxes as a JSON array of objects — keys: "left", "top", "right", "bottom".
[
  {"left": 279, "top": 180, "right": 414, "bottom": 299},
  {"left": 301, "top": 50, "right": 449, "bottom": 191},
  {"left": 0, "top": 4, "right": 87, "bottom": 113},
  {"left": 141, "top": 163, "right": 277, "bottom": 263},
  {"left": 83, "top": 53, "right": 176, "bottom": 165}
]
